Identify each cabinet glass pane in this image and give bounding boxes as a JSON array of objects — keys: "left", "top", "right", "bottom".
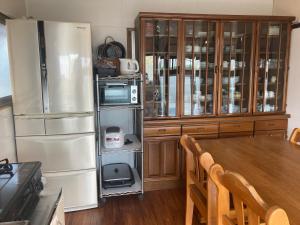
[
  {"left": 144, "top": 20, "right": 178, "bottom": 117},
  {"left": 183, "top": 21, "right": 216, "bottom": 116},
  {"left": 220, "top": 22, "right": 253, "bottom": 114},
  {"left": 256, "top": 23, "right": 288, "bottom": 113}
]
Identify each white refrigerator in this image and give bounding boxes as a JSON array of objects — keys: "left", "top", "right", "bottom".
[{"left": 6, "top": 19, "right": 97, "bottom": 211}]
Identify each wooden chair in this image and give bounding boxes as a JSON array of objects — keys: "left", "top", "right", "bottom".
[
  {"left": 289, "top": 128, "right": 300, "bottom": 144},
  {"left": 209, "top": 163, "right": 290, "bottom": 225},
  {"left": 180, "top": 134, "right": 215, "bottom": 225}
]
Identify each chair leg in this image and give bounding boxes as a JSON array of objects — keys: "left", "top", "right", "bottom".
[{"left": 186, "top": 193, "right": 194, "bottom": 225}]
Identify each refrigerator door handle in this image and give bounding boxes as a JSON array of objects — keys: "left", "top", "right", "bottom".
[{"left": 38, "top": 21, "right": 49, "bottom": 113}]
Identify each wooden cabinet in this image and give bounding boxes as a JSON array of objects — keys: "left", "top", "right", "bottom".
[
  {"left": 137, "top": 13, "right": 294, "bottom": 119},
  {"left": 220, "top": 121, "right": 254, "bottom": 137},
  {"left": 254, "top": 119, "right": 287, "bottom": 138},
  {"left": 182, "top": 123, "right": 218, "bottom": 139},
  {"left": 142, "top": 19, "right": 181, "bottom": 118},
  {"left": 218, "top": 21, "right": 255, "bottom": 115},
  {"left": 254, "top": 22, "right": 291, "bottom": 114},
  {"left": 136, "top": 13, "right": 294, "bottom": 191},
  {"left": 144, "top": 126, "right": 181, "bottom": 137},
  {"left": 144, "top": 136, "right": 181, "bottom": 190},
  {"left": 182, "top": 20, "right": 218, "bottom": 116}
]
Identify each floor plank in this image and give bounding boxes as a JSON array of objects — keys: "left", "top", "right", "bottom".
[{"left": 65, "top": 189, "right": 186, "bottom": 225}]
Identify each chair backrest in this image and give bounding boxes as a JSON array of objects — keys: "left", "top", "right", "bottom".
[
  {"left": 209, "top": 164, "right": 290, "bottom": 225},
  {"left": 180, "top": 134, "right": 215, "bottom": 198},
  {"left": 289, "top": 128, "right": 300, "bottom": 144}
]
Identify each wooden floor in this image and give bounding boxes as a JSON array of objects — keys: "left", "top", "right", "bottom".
[{"left": 65, "top": 188, "right": 188, "bottom": 225}]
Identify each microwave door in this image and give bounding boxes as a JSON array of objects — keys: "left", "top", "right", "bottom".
[{"left": 101, "top": 84, "right": 131, "bottom": 105}]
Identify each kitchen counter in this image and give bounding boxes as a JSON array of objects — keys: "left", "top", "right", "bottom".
[{"left": 29, "top": 187, "right": 62, "bottom": 225}]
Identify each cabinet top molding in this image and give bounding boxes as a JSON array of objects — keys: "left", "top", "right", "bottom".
[{"left": 137, "top": 12, "right": 295, "bottom": 22}]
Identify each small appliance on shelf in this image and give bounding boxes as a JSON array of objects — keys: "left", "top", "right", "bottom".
[
  {"left": 99, "top": 82, "right": 138, "bottom": 105},
  {"left": 94, "top": 68, "right": 144, "bottom": 203},
  {"left": 102, "top": 163, "right": 135, "bottom": 189},
  {"left": 103, "top": 126, "right": 125, "bottom": 149}
]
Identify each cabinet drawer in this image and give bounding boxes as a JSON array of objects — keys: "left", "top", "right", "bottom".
[
  {"left": 144, "top": 126, "right": 181, "bottom": 137},
  {"left": 220, "top": 121, "right": 254, "bottom": 133},
  {"left": 255, "top": 119, "right": 287, "bottom": 131},
  {"left": 182, "top": 124, "right": 218, "bottom": 135},
  {"left": 255, "top": 130, "right": 286, "bottom": 139}
]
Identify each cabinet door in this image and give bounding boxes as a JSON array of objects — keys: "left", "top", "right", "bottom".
[
  {"left": 144, "top": 137, "right": 180, "bottom": 179},
  {"left": 219, "top": 21, "right": 255, "bottom": 115},
  {"left": 183, "top": 20, "right": 218, "bottom": 116},
  {"left": 254, "top": 22, "right": 290, "bottom": 113},
  {"left": 142, "top": 19, "right": 180, "bottom": 118}
]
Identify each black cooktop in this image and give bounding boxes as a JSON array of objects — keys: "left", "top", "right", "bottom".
[{"left": 0, "top": 159, "right": 43, "bottom": 222}]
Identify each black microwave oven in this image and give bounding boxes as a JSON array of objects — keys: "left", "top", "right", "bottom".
[{"left": 99, "top": 82, "right": 138, "bottom": 105}]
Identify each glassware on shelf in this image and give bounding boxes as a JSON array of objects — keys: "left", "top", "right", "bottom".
[
  {"left": 183, "top": 20, "right": 217, "bottom": 116},
  {"left": 143, "top": 19, "right": 179, "bottom": 118},
  {"left": 220, "top": 21, "right": 253, "bottom": 114},
  {"left": 254, "top": 22, "right": 288, "bottom": 113}
]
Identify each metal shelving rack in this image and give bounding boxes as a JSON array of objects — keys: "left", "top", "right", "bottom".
[{"left": 95, "top": 73, "right": 144, "bottom": 203}]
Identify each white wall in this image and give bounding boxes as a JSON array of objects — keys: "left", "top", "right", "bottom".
[
  {"left": 273, "top": 0, "right": 300, "bottom": 21},
  {"left": 0, "top": 106, "right": 17, "bottom": 162},
  {"left": 273, "top": 0, "right": 299, "bottom": 136},
  {"left": 0, "top": 0, "right": 26, "bottom": 17},
  {"left": 286, "top": 29, "right": 300, "bottom": 136},
  {"left": 25, "top": 0, "right": 273, "bottom": 56}
]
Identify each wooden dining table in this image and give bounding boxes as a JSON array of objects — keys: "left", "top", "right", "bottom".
[{"left": 198, "top": 136, "right": 300, "bottom": 225}]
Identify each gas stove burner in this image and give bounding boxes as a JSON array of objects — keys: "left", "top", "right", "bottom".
[{"left": 0, "top": 159, "right": 13, "bottom": 177}]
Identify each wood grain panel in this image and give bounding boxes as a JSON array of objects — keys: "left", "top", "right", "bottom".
[
  {"left": 65, "top": 189, "right": 196, "bottom": 225},
  {"left": 220, "top": 121, "right": 254, "bottom": 133},
  {"left": 161, "top": 139, "right": 179, "bottom": 177},
  {"left": 144, "top": 140, "right": 161, "bottom": 178},
  {"left": 182, "top": 124, "right": 219, "bottom": 135},
  {"left": 255, "top": 130, "right": 286, "bottom": 139},
  {"left": 255, "top": 119, "right": 288, "bottom": 131},
  {"left": 199, "top": 137, "right": 300, "bottom": 225},
  {"left": 144, "top": 126, "right": 181, "bottom": 137}
]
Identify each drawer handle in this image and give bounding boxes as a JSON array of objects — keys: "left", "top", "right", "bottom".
[
  {"left": 158, "top": 129, "right": 167, "bottom": 132},
  {"left": 268, "top": 123, "right": 275, "bottom": 126},
  {"left": 233, "top": 124, "right": 241, "bottom": 128}
]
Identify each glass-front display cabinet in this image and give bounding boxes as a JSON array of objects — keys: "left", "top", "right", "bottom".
[
  {"left": 137, "top": 14, "right": 293, "bottom": 120},
  {"left": 142, "top": 19, "right": 180, "bottom": 118},
  {"left": 183, "top": 20, "right": 218, "bottom": 117},
  {"left": 218, "top": 21, "right": 254, "bottom": 115},
  {"left": 254, "top": 22, "right": 290, "bottom": 113}
]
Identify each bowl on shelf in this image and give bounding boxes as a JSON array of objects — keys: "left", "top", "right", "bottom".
[
  {"left": 194, "top": 45, "right": 201, "bottom": 53},
  {"left": 196, "top": 31, "right": 207, "bottom": 37},
  {"left": 206, "top": 94, "right": 213, "bottom": 101},
  {"left": 223, "top": 61, "right": 229, "bottom": 69},
  {"left": 199, "top": 95, "right": 206, "bottom": 101},
  {"left": 201, "top": 46, "right": 207, "bottom": 53},
  {"left": 234, "top": 92, "right": 241, "bottom": 99},
  {"left": 185, "top": 45, "right": 193, "bottom": 53}
]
